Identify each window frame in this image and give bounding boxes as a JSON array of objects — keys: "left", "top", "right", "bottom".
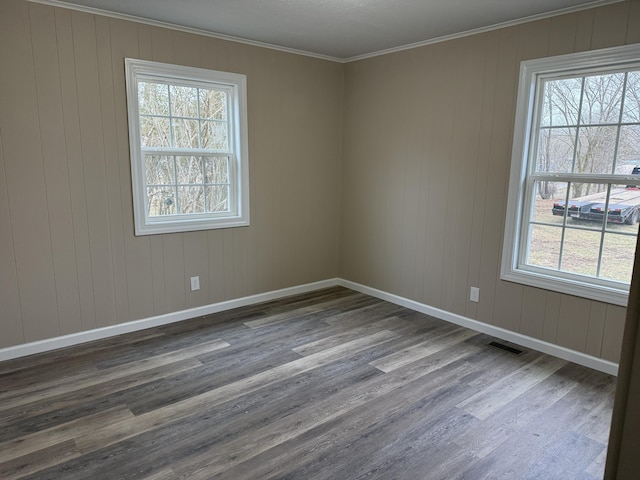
[
  {"left": 125, "top": 58, "right": 250, "bottom": 235},
  {"left": 502, "top": 44, "right": 640, "bottom": 307}
]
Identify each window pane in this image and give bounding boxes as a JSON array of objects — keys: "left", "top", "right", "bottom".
[
  {"left": 145, "top": 155, "right": 175, "bottom": 186},
  {"left": 536, "top": 127, "right": 576, "bottom": 173},
  {"left": 600, "top": 232, "right": 636, "bottom": 283},
  {"left": 604, "top": 184, "right": 640, "bottom": 225},
  {"left": 621, "top": 218, "right": 640, "bottom": 236},
  {"left": 147, "top": 187, "right": 176, "bottom": 216},
  {"left": 205, "top": 156, "right": 229, "bottom": 184},
  {"left": 540, "top": 78, "right": 581, "bottom": 126},
  {"left": 172, "top": 119, "right": 200, "bottom": 149},
  {"left": 138, "top": 82, "right": 169, "bottom": 116},
  {"left": 199, "top": 89, "right": 227, "bottom": 120},
  {"left": 533, "top": 181, "right": 566, "bottom": 224},
  {"left": 575, "top": 126, "right": 617, "bottom": 174},
  {"left": 560, "top": 229, "right": 602, "bottom": 277},
  {"left": 200, "top": 121, "right": 228, "bottom": 149},
  {"left": 527, "top": 224, "right": 562, "bottom": 269},
  {"left": 140, "top": 116, "right": 170, "bottom": 148},
  {"left": 206, "top": 185, "right": 229, "bottom": 212},
  {"left": 580, "top": 73, "right": 625, "bottom": 125},
  {"left": 549, "top": 183, "right": 607, "bottom": 230},
  {"left": 177, "top": 186, "right": 205, "bottom": 214},
  {"left": 565, "top": 183, "right": 607, "bottom": 230},
  {"left": 176, "top": 156, "right": 204, "bottom": 185},
  {"left": 622, "top": 71, "right": 640, "bottom": 123},
  {"left": 170, "top": 85, "right": 198, "bottom": 118},
  {"left": 618, "top": 125, "right": 640, "bottom": 165}
]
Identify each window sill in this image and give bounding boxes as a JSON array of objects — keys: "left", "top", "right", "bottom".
[
  {"left": 135, "top": 216, "right": 250, "bottom": 236},
  {"left": 500, "top": 266, "right": 629, "bottom": 307}
]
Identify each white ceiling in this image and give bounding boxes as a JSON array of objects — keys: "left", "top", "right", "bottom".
[{"left": 39, "top": 0, "right": 623, "bottom": 61}]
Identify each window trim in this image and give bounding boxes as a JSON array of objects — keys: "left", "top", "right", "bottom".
[
  {"left": 502, "top": 44, "right": 640, "bottom": 307},
  {"left": 125, "top": 58, "right": 250, "bottom": 236}
]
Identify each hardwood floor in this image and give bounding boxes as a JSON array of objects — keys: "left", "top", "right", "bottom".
[{"left": 0, "top": 287, "right": 615, "bottom": 479}]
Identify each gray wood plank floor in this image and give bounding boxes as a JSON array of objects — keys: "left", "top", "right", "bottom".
[{"left": 0, "top": 287, "right": 615, "bottom": 479}]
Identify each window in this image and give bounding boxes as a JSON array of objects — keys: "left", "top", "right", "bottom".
[
  {"left": 125, "top": 59, "right": 249, "bottom": 235},
  {"left": 502, "top": 44, "right": 640, "bottom": 306}
]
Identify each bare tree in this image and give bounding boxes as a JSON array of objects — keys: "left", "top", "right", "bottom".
[
  {"left": 537, "top": 71, "right": 638, "bottom": 198},
  {"left": 138, "top": 82, "right": 231, "bottom": 216}
]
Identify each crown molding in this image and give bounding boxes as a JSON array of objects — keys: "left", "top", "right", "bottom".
[
  {"left": 344, "top": 0, "right": 626, "bottom": 62},
  {"left": 27, "top": 0, "right": 343, "bottom": 63},
  {"left": 28, "top": 0, "right": 626, "bottom": 64}
]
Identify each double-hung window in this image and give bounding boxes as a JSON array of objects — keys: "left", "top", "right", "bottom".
[
  {"left": 125, "top": 59, "right": 249, "bottom": 235},
  {"left": 502, "top": 44, "right": 640, "bottom": 306}
]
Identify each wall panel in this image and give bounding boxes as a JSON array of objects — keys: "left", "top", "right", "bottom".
[
  {"left": 55, "top": 8, "right": 97, "bottom": 332},
  {"left": 574, "top": 9, "right": 596, "bottom": 51},
  {"left": 556, "top": 295, "right": 590, "bottom": 352},
  {"left": 628, "top": 0, "right": 640, "bottom": 44},
  {"left": 0, "top": 132, "right": 23, "bottom": 348},
  {"left": 476, "top": 26, "right": 519, "bottom": 328},
  {"left": 71, "top": 11, "right": 117, "bottom": 328},
  {"left": 548, "top": 13, "right": 580, "bottom": 56},
  {"left": 603, "top": 305, "right": 627, "bottom": 362},
  {"left": 96, "top": 15, "right": 130, "bottom": 326},
  {"left": 586, "top": 303, "right": 607, "bottom": 357},
  {"left": 520, "top": 287, "right": 547, "bottom": 340},
  {"left": 447, "top": 37, "right": 488, "bottom": 315},
  {"left": 591, "top": 1, "right": 631, "bottom": 49},
  {"left": 29, "top": 3, "right": 83, "bottom": 335},
  {"left": 184, "top": 232, "right": 210, "bottom": 308},
  {"left": 543, "top": 292, "right": 562, "bottom": 344},
  {"left": 465, "top": 30, "right": 500, "bottom": 320}
]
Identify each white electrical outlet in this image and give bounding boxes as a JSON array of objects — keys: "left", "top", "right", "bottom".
[
  {"left": 470, "top": 287, "right": 480, "bottom": 303},
  {"left": 190, "top": 276, "right": 200, "bottom": 291}
]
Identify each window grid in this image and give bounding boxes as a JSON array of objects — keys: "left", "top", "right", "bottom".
[{"left": 143, "top": 154, "right": 232, "bottom": 216}]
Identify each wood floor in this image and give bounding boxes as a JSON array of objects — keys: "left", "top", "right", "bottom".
[{"left": 0, "top": 287, "right": 615, "bottom": 479}]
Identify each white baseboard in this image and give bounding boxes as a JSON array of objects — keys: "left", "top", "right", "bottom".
[
  {"left": 337, "top": 279, "right": 619, "bottom": 376},
  {"left": 0, "top": 277, "right": 619, "bottom": 376},
  {"left": 0, "top": 279, "right": 339, "bottom": 363}
]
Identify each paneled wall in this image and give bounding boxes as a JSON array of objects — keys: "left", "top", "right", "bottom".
[
  {"left": 0, "top": 0, "right": 343, "bottom": 348},
  {"left": 340, "top": 0, "right": 640, "bottom": 363}
]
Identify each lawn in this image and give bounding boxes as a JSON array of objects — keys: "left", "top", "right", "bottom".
[{"left": 527, "top": 197, "right": 637, "bottom": 283}]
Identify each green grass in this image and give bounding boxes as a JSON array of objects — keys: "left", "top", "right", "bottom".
[{"left": 527, "top": 198, "right": 637, "bottom": 283}]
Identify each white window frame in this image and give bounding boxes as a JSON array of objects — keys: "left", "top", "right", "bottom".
[
  {"left": 125, "top": 58, "right": 249, "bottom": 235},
  {"left": 502, "top": 44, "right": 640, "bottom": 307}
]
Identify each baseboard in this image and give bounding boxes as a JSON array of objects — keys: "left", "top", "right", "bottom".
[
  {"left": 0, "top": 278, "right": 340, "bottom": 362},
  {"left": 337, "top": 279, "right": 619, "bottom": 376},
  {"left": 1, "top": 277, "right": 620, "bottom": 376}
]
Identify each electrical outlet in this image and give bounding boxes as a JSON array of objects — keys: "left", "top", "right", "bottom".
[
  {"left": 470, "top": 287, "right": 480, "bottom": 303},
  {"left": 190, "top": 276, "right": 200, "bottom": 291}
]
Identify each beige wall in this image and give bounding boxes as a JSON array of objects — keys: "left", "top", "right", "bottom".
[
  {"left": 0, "top": 0, "right": 343, "bottom": 348},
  {"left": 340, "top": 0, "right": 640, "bottom": 363}
]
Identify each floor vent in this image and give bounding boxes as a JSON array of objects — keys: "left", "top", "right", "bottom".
[{"left": 488, "top": 341, "right": 523, "bottom": 355}]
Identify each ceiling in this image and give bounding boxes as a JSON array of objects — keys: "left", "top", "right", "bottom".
[{"left": 40, "top": 0, "right": 622, "bottom": 61}]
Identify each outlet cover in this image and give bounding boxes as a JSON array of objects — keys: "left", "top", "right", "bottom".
[
  {"left": 470, "top": 287, "right": 480, "bottom": 303},
  {"left": 190, "top": 276, "right": 200, "bottom": 291}
]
